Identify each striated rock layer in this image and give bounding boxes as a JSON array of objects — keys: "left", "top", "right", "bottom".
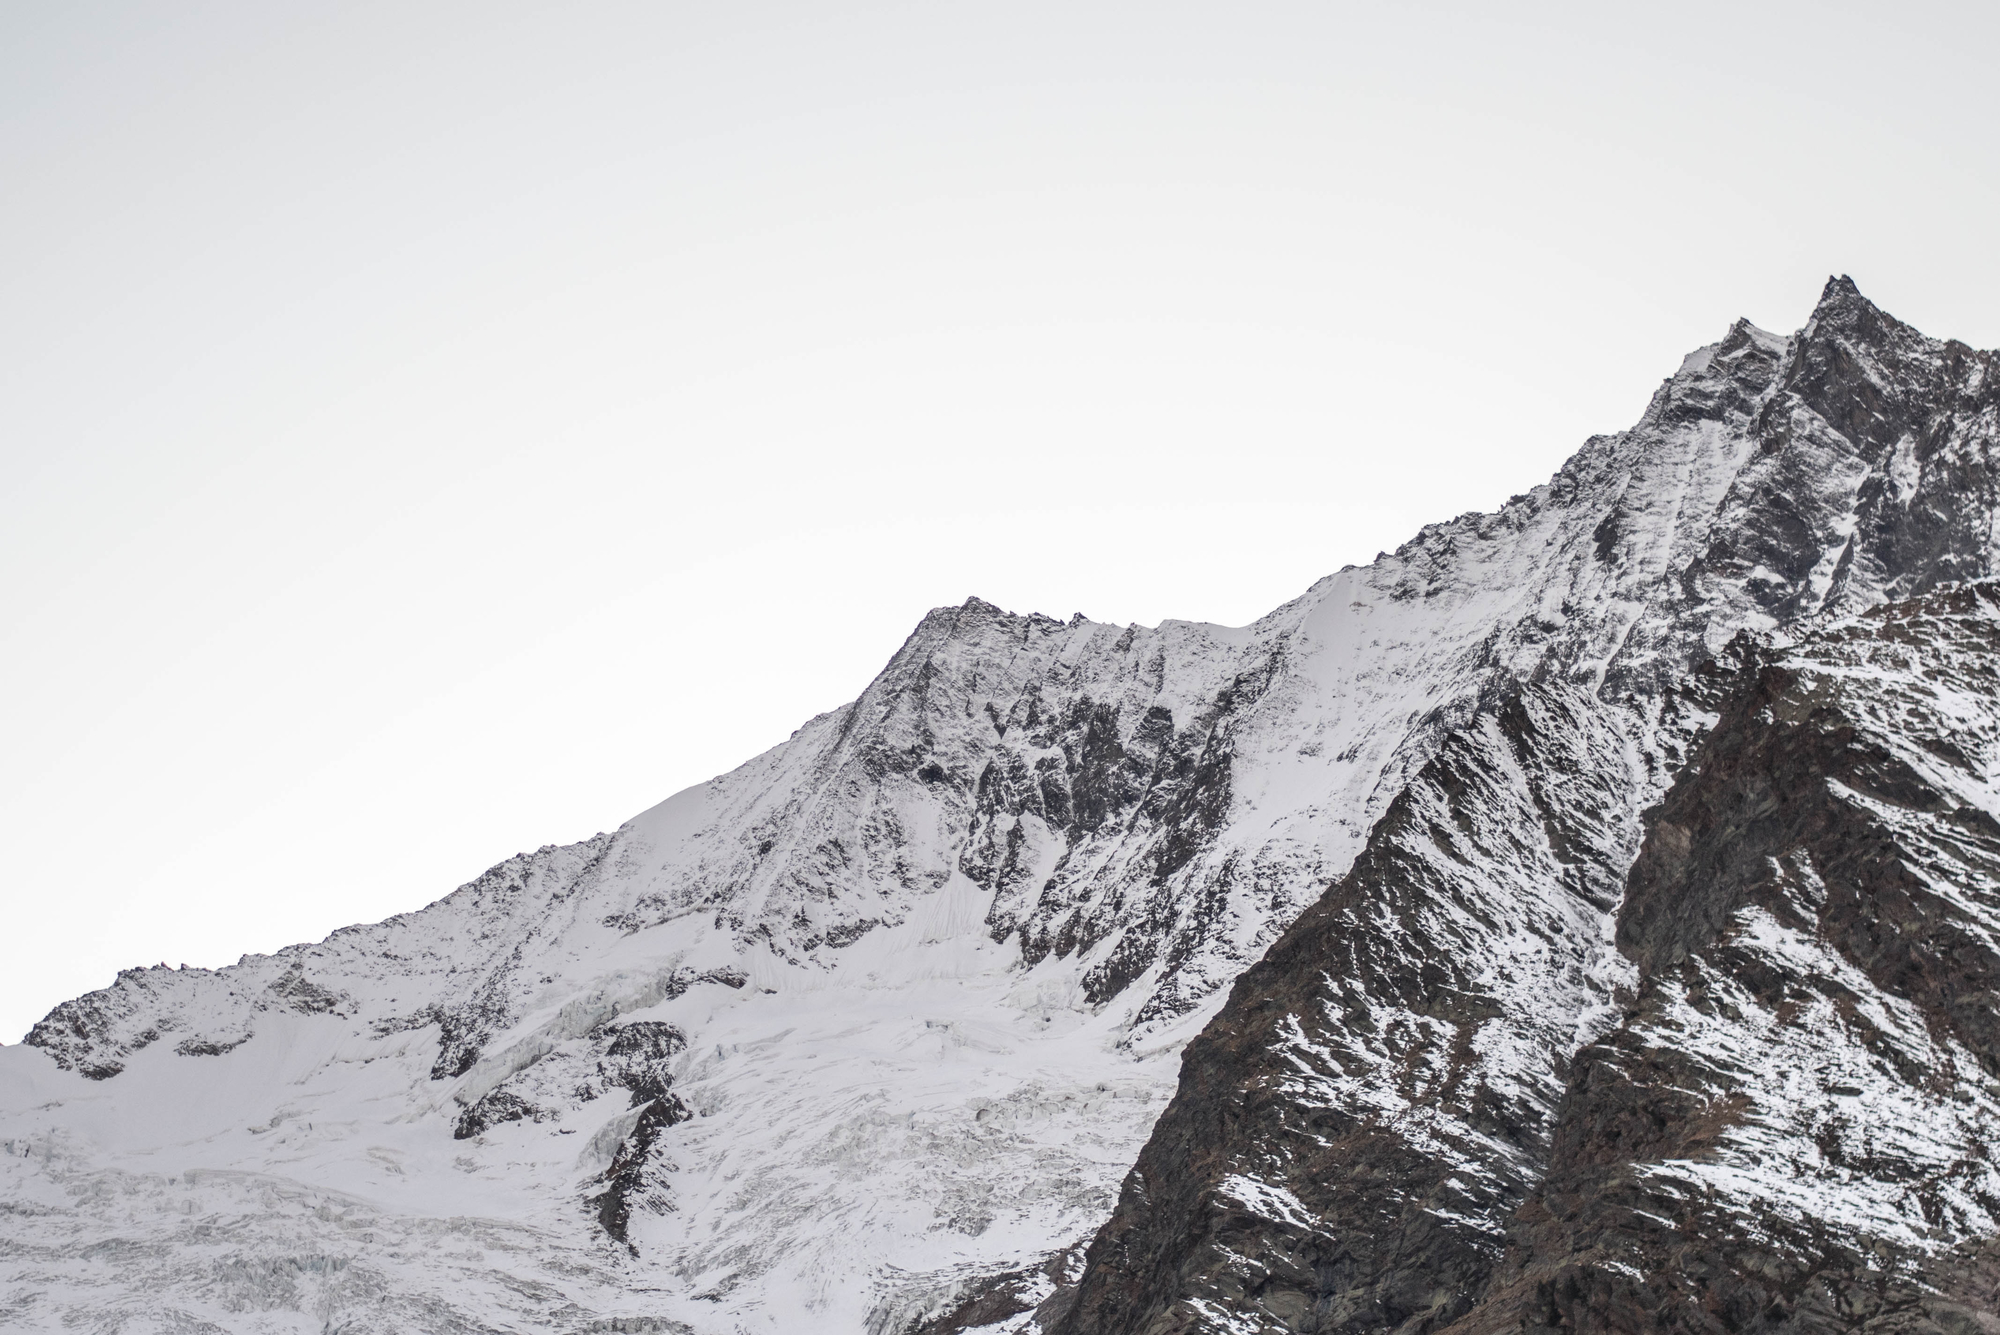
[{"left": 4, "top": 278, "right": 1999, "bottom": 1334}]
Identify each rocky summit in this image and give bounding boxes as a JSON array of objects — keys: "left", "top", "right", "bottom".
[{"left": 5, "top": 278, "right": 2000, "bottom": 1335}]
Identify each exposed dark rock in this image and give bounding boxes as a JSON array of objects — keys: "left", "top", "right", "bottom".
[
  {"left": 427, "top": 965, "right": 519, "bottom": 1081},
  {"left": 590, "top": 1096, "right": 695, "bottom": 1247},
  {"left": 452, "top": 1089, "right": 549, "bottom": 1141},
  {"left": 266, "top": 963, "right": 345, "bottom": 1015},
  {"left": 429, "top": 1004, "right": 494, "bottom": 1081},
  {"left": 24, "top": 987, "right": 135, "bottom": 1075},
  {"left": 601, "top": 1021, "right": 687, "bottom": 1106}
]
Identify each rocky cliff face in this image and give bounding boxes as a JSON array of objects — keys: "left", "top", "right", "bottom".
[
  {"left": 1045, "top": 292, "right": 2000, "bottom": 1335},
  {"left": 4, "top": 279, "right": 1998, "bottom": 1335},
  {"left": 1449, "top": 581, "right": 2000, "bottom": 1335},
  {"left": 1044, "top": 676, "right": 1657, "bottom": 1335}
]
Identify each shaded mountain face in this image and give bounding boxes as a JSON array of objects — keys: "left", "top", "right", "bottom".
[
  {"left": 3, "top": 278, "right": 1998, "bottom": 1335},
  {"left": 1449, "top": 582, "right": 2000, "bottom": 1335},
  {"left": 1046, "top": 586, "right": 2000, "bottom": 1335}
]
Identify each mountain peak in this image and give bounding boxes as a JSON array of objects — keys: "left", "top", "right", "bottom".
[
  {"left": 1799, "top": 271, "right": 1905, "bottom": 351},
  {"left": 1817, "top": 271, "right": 1865, "bottom": 309}
]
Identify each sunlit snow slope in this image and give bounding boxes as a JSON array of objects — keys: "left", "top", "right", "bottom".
[{"left": 4, "top": 278, "right": 1997, "bottom": 1334}]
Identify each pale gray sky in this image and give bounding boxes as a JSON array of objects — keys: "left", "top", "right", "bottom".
[{"left": 5, "top": 0, "right": 1997, "bottom": 1040}]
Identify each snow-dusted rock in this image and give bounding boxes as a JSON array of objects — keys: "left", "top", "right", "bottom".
[{"left": 1449, "top": 581, "right": 2000, "bottom": 1333}]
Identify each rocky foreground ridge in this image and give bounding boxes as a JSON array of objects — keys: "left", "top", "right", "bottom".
[
  {"left": 4, "top": 278, "right": 2000, "bottom": 1334},
  {"left": 1049, "top": 584, "right": 2000, "bottom": 1335}
]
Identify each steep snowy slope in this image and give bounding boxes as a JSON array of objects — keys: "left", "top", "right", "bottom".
[{"left": 3, "top": 278, "right": 1996, "bottom": 1334}]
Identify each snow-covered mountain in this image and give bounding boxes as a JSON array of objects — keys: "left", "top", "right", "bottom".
[{"left": 5, "top": 278, "right": 1998, "bottom": 1334}]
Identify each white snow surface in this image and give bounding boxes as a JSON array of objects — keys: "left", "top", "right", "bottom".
[{"left": 7, "top": 284, "right": 2000, "bottom": 1332}]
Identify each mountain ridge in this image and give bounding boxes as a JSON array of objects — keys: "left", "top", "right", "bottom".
[{"left": 6, "top": 277, "right": 2000, "bottom": 1334}]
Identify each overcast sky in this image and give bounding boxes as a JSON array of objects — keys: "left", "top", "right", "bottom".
[{"left": 4, "top": 0, "right": 1997, "bottom": 1040}]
